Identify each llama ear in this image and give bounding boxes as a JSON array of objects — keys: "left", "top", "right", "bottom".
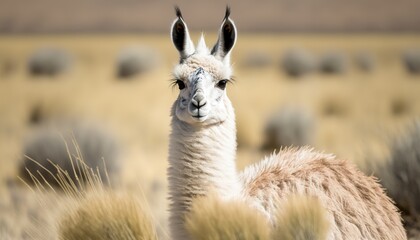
[
  {"left": 211, "top": 7, "right": 237, "bottom": 62},
  {"left": 171, "top": 7, "right": 195, "bottom": 60}
]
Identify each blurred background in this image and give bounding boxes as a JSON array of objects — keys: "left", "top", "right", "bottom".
[{"left": 1, "top": 0, "right": 420, "bottom": 239}]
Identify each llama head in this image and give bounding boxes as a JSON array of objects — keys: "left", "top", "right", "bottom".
[{"left": 171, "top": 7, "right": 237, "bottom": 126}]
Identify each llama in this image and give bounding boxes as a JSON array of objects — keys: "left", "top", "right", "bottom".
[{"left": 168, "top": 7, "right": 406, "bottom": 240}]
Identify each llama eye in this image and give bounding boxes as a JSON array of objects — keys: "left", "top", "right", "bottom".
[
  {"left": 217, "top": 79, "right": 228, "bottom": 90},
  {"left": 176, "top": 80, "right": 186, "bottom": 90}
]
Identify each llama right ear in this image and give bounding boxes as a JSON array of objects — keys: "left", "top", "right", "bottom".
[
  {"left": 171, "top": 7, "right": 195, "bottom": 60},
  {"left": 211, "top": 7, "right": 237, "bottom": 62}
]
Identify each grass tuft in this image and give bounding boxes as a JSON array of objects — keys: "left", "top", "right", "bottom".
[
  {"left": 273, "top": 195, "right": 330, "bottom": 240},
  {"left": 374, "top": 121, "right": 420, "bottom": 216},
  {"left": 28, "top": 47, "right": 71, "bottom": 76},
  {"left": 281, "top": 48, "right": 315, "bottom": 77},
  {"left": 319, "top": 52, "right": 347, "bottom": 74},
  {"left": 59, "top": 192, "right": 158, "bottom": 240},
  {"left": 185, "top": 194, "right": 271, "bottom": 240},
  {"left": 263, "top": 107, "right": 314, "bottom": 151},
  {"left": 390, "top": 98, "right": 410, "bottom": 116},
  {"left": 402, "top": 50, "right": 420, "bottom": 74},
  {"left": 19, "top": 122, "right": 121, "bottom": 189},
  {"left": 116, "top": 47, "right": 159, "bottom": 79},
  {"left": 20, "top": 136, "right": 159, "bottom": 240}
]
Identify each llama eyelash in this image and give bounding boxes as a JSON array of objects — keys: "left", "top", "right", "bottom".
[
  {"left": 226, "top": 77, "right": 235, "bottom": 85},
  {"left": 217, "top": 77, "right": 234, "bottom": 84},
  {"left": 228, "top": 76, "right": 236, "bottom": 83},
  {"left": 170, "top": 78, "right": 183, "bottom": 89},
  {"left": 169, "top": 78, "right": 177, "bottom": 87},
  {"left": 214, "top": 77, "right": 235, "bottom": 85}
]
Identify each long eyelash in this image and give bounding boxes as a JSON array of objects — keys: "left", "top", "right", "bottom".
[
  {"left": 227, "top": 76, "right": 236, "bottom": 84},
  {"left": 169, "top": 78, "right": 179, "bottom": 88}
]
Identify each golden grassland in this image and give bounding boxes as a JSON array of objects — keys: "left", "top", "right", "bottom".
[{"left": 0, "top": 33, "right": 420, "bottom": 238}]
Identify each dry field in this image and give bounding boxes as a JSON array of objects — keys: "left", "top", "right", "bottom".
[{"left": 0, "top": 33, "right": 419, "bottom": 238}]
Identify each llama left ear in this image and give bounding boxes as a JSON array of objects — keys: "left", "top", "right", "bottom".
[
  {"left": 171, "top": 6, "right": 195, "bottom": 60},
  {"left": 211, "top": 7, "right": 237, "bottom": 62}
]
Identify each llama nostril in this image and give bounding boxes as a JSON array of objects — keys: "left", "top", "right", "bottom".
[{"left": 191, "top": 99, "right": 198, "bottom": 108}]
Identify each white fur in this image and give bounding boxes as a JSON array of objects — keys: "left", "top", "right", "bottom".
[
  {"left": 196, "top": 34, "right": 210, "bottom": 55},
  {"left": 168, "top": 99, "right": 241, "bottom": 239}
]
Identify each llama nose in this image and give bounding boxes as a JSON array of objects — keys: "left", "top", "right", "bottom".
[{"left": 191, "top": 92, "right": 206, "bottom": 108}]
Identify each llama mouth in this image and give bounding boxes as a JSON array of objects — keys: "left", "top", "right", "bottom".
[{"left": 191, "top": 114, "right": 207, "bottom": 122}]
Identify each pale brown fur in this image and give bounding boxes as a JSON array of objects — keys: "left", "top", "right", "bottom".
[{"left": 240, "top": 147, "right": 406, "bottom": 240}]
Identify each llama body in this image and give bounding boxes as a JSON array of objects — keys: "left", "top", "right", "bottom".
[
  {"left": 240, "top": 149, "right": 405, "bottom": 239},
  {"left": 168, "top": 8, "right": 406, "bottom": 240}
]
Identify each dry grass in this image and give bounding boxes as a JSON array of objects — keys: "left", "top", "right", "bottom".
[
  {"left": 0, "top": 33, "right": 420, "bottom": 237},
  {"left": 361, "top": 121, "right": 420, "bottom": 239},
  {"left": 402, "top": 49, "right": 420, "bottom": 74},
  {"left": 273, "top": 195, "right": 330, "bottom": 240},
  {"left": 59, "top": 192, "right": 157, "bottom": 240},
  {"left": 281, "top": 48, "right": 316, "bottom": 77},
  {"left": 17, "top": 137, "right": 159, "bottom": 240},
  {"left": 318, "top": 51, "right": 347, "bottom": 74},
  {"left": 19, "top": 121, "right": 121, "bottom": 188},
  {"left": 28, "top": 47, "right": 71, "bottom": 76},
  {"left": 116, "top": 46, "right": 160, "bottom": 79},
  {"left": 366, "top": 121, "right": 420, "bottom": 216},
  {"left": 262, "top": 106, "right": 315, "bottom": 151},
  {"left": 185, "top": 194, "right": 270, "bottom": 240},
  {"left": 185, "top": 194, "right": 330, "bottom": 240}
]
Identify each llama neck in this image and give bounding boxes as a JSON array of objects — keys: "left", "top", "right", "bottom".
[{"left": 168, "top": 101, "right": 240, "bottom": 239}]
